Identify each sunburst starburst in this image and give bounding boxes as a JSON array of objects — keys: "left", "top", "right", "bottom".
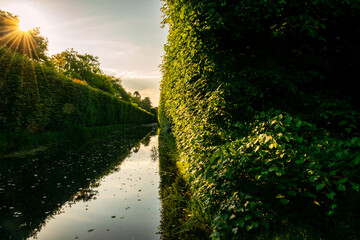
[{"left": 0, "top": 11, "right": 41, "bottom": 61}]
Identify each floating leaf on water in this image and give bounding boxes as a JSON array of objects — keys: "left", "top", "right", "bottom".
[
  {"left": 88, "top": 229, "right": 94, "bottom": 232},
  {"left": 125, "top": 207, "right": 130, "bottom": 210},
  {"left": 111, "top": 216, "right": 116, "bottom": 218}
]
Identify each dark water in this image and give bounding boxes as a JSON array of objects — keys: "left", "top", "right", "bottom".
[{"left": 0, "top": 126, "right": 161, "bottom": 240}]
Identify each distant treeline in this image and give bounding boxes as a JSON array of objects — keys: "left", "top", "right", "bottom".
[{"left": 160, "top": 0, "right": 360, "bottom": 239}]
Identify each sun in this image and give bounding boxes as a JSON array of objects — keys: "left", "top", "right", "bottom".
[{"left": 18, "top": 18, "right": 35, "bottom": 32}]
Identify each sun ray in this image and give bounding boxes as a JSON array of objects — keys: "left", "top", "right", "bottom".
[{"left": 1, "top": 14, "right": 41, "bottom": 62}]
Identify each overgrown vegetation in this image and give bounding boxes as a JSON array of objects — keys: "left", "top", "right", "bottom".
[
  {"left": 158, "top": 128, "right": 211, "bottom": 239},
  {"left": 159, "top": 0, "right": 360, "bottom": 239}
]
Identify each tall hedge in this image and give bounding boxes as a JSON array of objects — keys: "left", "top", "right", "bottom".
[
  {"left": 0, "top": 48, "right": 155, "bottom": 133},
  {"left": 160, "top": 0, "right": 360, "bottom": 239}
]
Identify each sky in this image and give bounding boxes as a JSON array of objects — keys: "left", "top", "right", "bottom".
[{"left": 1, "top": 0, "right": 168, "bottom": 106}]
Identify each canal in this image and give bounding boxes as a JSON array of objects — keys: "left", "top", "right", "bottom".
[{"left": 0, "top": 125, "right": 162, "bottom": 240}]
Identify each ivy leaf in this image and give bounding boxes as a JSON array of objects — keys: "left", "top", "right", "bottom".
[
  {"left": 326, "top": 192, "right": 336, "bottom": 200},
  {"left": 269, "top": 166, "right": 277, "bottom": 172},
  {"left": 262, "top": 220, "right": 270, "bottom": 228},
  {"left": 280, "top": 199, "right": 289, "bottom": 205},
  {"left": 337, "top": 184, "right": 346, "bottom": 191},
  {"left": 246, "top": 225, "right": 253, "bottom": 231},
  {"left": 295, "top": 159, "right": 304, "bottom": 164},
  {"left": 338, "top": 120, "right": 347, "bottom": 126},
  {"left": 251, "top": 222, "right": 259, "bottom": 228},
  {"left": 287, "top": 190, "right": 297, "bottom": 196},
  {"left": 244, "top": 215, "right": 251, "bottom": 221},
  {"left": 309, "top": 176, "right": 319, "bottom": 182},
  {"left": 337, "top": 178, "right": 347, "bottom": 184},
  {"left": 316, "top": 183, "right": 326, "bottom": 191},
  {"left": 351, "top": 183, "right": 360, "bottom": 192},
  {"left": 237, "top": 220, "right": 245, "bottom": 228}
]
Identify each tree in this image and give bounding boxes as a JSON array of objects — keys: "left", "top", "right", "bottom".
[
  {"left": 0, "top": 9, "right": 49, "bottom": 62},
  {"left": 140, "top": 97, "right": 152, "bottom": 112},
  {"left": 109, "top": 76, "right": 131, "bottom": 102},
  {"left": 133, "top": 91, "right": 141, "bottom": 99},
  {"left": 51, "top": 49, "right": 114, "bottom": 93},
  {"left": 51, "top": 48, "right": 102, "bottom": 78}
]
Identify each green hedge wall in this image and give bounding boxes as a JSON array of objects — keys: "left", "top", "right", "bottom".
[
  {"left": 0, "top": 48, "right": 155, "bottom": 133},
  {"left": 160, "top": 0, "right": 360, "bottom": 239}
]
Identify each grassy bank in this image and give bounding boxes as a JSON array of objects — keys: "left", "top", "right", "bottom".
[
  {"left": 0, "top": 123, "right": 135, "bottom": 157},
  {"left": 158, "top": 128, "right": 211, "bottom": 239}
]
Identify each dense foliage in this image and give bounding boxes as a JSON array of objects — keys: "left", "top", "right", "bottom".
[
  {"left": 160, "top": 0, "right": 360, "bottom": 239},
  {"left": 51, "top": 48, "right": 120, "bottom": 95},
  {"left": 0, "top": 47, "right": 155, "bottom": 135}
]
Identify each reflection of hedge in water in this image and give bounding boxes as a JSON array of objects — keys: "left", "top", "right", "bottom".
[
  {"left": 0, "top": 48, "right": 155, "bottom": 133},
  {"left": 0, "top": 126, "right": 153, "bottom": 240}
]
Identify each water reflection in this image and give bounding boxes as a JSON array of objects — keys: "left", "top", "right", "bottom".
[{"left": 0, "top": 125, "right": 159, "bottom": 240}]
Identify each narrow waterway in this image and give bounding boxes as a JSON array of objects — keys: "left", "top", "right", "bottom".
[{"left": 0, "top": 126, "right": 161, "bottom": 240}]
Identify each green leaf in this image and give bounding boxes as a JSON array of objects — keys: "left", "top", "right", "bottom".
[
  {"left": 326, "top": 192, "right": 336, "bottom": 200},
  {"left": 295, "top": 159, "right": 304, "bottom": 164},
  {"left": 237, "top": 220, "right": 245, "bottom": 228},
  {"left": 328, "top": 162, "right": 336, "bottom": 168},
  {"left": 287, "top": 190, "right": 297, "bottom": 196},
  {"left": 309, "top": 176, "right": 319, "bottom": 182},
  {"left": 337, "top": 184, "right": 346, "bottom": 191},
  {"left": 251, "top": 222, "right": 259, "bottom": 228},
  {"left": 246, "top": 225, "right": 253, "bottom": 231},
  {"left": 338, "top": 120, "right": 347, "bottom": 126},
  {"left": 262, "top": 220, "right": 270, "bottom": 228},
  {"left": 351, "top": 183, "right": 360, "bottom": 192},
  {"left": 337, "top": 178, "right": 347, "bottom": 184},
  {"left": 244, "top": 215, "right": 251, "bottom": 221},
  {"left": 280, "top": 199, "right": 289, "bottom": 205},
  {"left": 316, "top": 183, "right": 326, "bottom": 191},
  {"left": 329, "top": 170, "right": 338, "bottom": 176},
  {"left": 269, "top": 166, "right": 277, "bottom": 172},
  {"left": 351, "top": 155, "right": 360, "bottom": 166}
]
